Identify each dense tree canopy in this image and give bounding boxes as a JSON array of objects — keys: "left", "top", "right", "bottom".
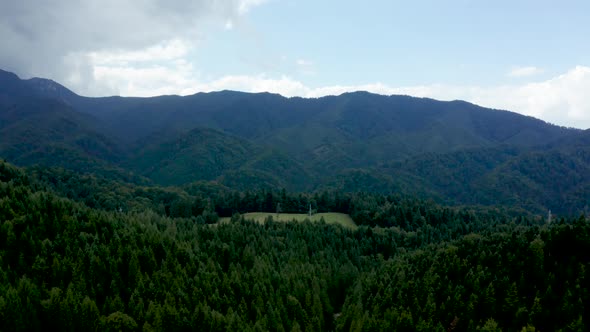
[{"left": 1, "top": 160, "right": 589, "bottom": 331}]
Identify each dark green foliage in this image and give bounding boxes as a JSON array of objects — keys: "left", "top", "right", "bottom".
[
  {"left": 376, "top": 145, "right": 590, "bottom": 215},
  {"left": 1, "top": 160, "right": 589, "bottom": 331},
  {"left": 127, "top": 127, "right": 310, "bottom": 188},
  {"left": 3, "top": 69, "right": 590, "bottom": 215}
]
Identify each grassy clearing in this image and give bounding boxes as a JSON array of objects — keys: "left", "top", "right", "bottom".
[{"left": 219, "top": 212, "right": 357, "bottom": 230}]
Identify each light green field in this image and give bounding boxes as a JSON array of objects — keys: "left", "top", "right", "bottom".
[{"left": 219, "top": 212, "right": 356, "bottom": 229}]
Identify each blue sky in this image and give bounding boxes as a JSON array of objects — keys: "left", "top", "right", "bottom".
[
  {"left": 1, "top": 0, "right": 590, "bottom": 128},
  {"left": 205, "top": 1, "right": 589, "bottom": 87}
]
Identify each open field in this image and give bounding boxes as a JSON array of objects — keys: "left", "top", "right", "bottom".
[{"left": 219, "top": 212, "right": 357, "bottom": 229}]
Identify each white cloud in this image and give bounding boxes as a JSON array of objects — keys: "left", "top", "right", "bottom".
[
  {"left": 296, "top": 59, "right": 312, "bottom": 66},
  {"left": 83, "top": 38, "right": 199, "bottom": 96},
  {"left": 0, "top": 0, "right": 269, "bottom": 95},
  {"left": 238, "top": 0, "right": 270, "bottom": 15},
  {"left": 89, "top": 39, "right": 191, "bottom": 66},
  {"left": 93, "top": 61, "right": 200, "bottom": 97},
  {"left": 295, "top": 58, "right": 315, "bottom": 75},
  {"left": 508, "top": 66, "right": 544, "bottom": 78}
]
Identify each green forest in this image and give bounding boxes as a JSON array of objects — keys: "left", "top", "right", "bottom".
[
  {"left": 3, "top": 68, "right": 590, "bottom": 218},
  {"left": 1, "top": 160, "right": 589, "bottom": 331}
]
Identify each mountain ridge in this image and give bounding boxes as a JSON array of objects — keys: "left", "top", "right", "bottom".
[{"left": 1, "top": 68, "right": 588, "bottom": 215}]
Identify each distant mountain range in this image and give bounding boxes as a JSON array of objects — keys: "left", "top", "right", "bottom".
[{"left": 1, "top": 68, "right": 588, "bottom": 215}]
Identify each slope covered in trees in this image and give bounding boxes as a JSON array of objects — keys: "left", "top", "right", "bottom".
[
  {"left": 371, "top": 144, "right": 590, "bottom": 215},
  {"left": 1, "top": 161, "right": 589, "bottom": 331},
  {"left": 1, "top": 68, "right": 589, "bottom": 216}
]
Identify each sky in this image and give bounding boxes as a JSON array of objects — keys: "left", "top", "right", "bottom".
[{"left": 1, "top": 0, "right": 590, "bottom": 128}]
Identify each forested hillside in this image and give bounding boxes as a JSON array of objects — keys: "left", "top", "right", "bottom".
[
  {"left": 2, "top": 69, "right": 589, "bottom": 215},
  {"left": 1, "top": 160, "right": 589, "bottom": 331}
]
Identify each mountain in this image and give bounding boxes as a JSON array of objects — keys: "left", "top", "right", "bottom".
[
  {"left": 1, "top": 69, "right": 588, "bottom": 215},
  {"left": 0, "top": 70, "right": 131, "bottom": 178},
  {"left": 68, "top": 90, "right": 573, "bottom": 166},
  {"left": 5, "top": 70, "right": 573, "bottom": 153},
  {"left": 0, "top": 68, "right": 79, "bottom": 102}
]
